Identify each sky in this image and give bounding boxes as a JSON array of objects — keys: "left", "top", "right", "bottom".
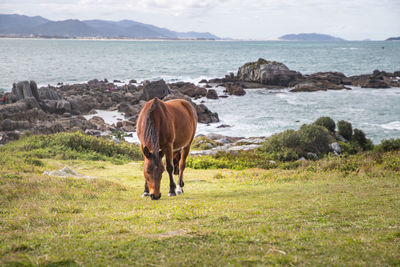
[{"left": 1, "top": 0, "right": 400, "bottom": 40}]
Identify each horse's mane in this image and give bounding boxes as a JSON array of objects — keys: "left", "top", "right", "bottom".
[{"left": 143, "top": 98, "right": 160, "bottom": 164}]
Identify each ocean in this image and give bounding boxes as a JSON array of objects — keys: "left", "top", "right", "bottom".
[{"left": 1, "top": 38, "right": 400, "bottom": 142}]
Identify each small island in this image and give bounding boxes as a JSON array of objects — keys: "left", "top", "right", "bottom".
[
  {"left": 279, "top": 33, "right": 345, "bottom": 41},
  {"left": 386, "top": 36, "right": 400, "bottom": 41}
]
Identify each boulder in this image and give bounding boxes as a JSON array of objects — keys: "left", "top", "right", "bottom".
[
  {"left": 330, "top": 142, "right": 342, "bottom": 155},
  {"left": 224, "top": 84, "right": 246, "bottom": 96},
  {"left": 39, "top": 86, "right": 61, "bottom": 100},
  {"left": 206, "top": 89, "right": 218, "bottom": 99},
  {"left": 290, "top": 81, "right": 349, "bottom": 92},
  {"left": 142, "top": 80, "right": 170, "bottom": 100},
  {"left": 195, "top": 104, "right": 219, "bottom": 124},
  {"left": 237, "top": 58, "right": 302, "bottom": 86},
  {"left": 56, "top": 100, "right": 72, "bottom": 114},
  {"left": 170, "top": 82, "right": 207, "bottom": 98}
]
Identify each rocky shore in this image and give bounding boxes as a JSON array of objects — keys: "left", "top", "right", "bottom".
[
  {"left": 1, "top": 58, "right": 399, "bottom": 145},
  {"left": 0, "top": 79, "right": 219, "bottom": 144},
  {"left": 203, "top": 58, "right": 400, "bottom": 93}
]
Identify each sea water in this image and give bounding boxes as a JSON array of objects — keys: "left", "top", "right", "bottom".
[{"left": 0, "top": 39, "right": 399, "bottom": 142}]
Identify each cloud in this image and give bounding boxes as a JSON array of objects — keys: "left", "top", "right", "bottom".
[{"left": 1, "top": 0, "right": 399, "bottom": 39}]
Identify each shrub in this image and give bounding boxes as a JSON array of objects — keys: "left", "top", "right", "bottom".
[
  {"left": 352, "top": 129, "right": 367, "bottom": 148},
  {"left": 258, "top": 124, "right": 333, "bottom": 160},
  {"left": 314, "top": 116, "right": 336, "bottom": 133},
  {"left": 298, "top": 124, "right": 332, "bottom": 155},
  {"left": 378, "top": 138, "right": 400, "bottom": 152},
  {"left": 337, "top": 120, "right": 352, "bottom": 140},
  {"left": 18, "top": 132, "right": 142, "bottom": 162}
]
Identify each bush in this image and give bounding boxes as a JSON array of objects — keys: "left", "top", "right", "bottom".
[
  {"left": 337, "top": 120, "right": 353, "bottom": 140},
  {"left": 17, "top": 132, "right": 142, "bottom": 162},
  {"left": 258, "top": 124, "right": 333, "bottom": 160},
  {"left": 314, "top": 116, "right": 336, "bottom": 133},
  {"left": 352, "top": 128, "right": 367, "bottom": 148},
  {"left": 377, "top": 138, "right": 400, "bottom": 152},
  {"left": 298, "top": 124, "right": 332, "bottom": 155}
]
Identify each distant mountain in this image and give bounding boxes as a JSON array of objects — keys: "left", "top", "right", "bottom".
[
  {"left": 0, "top": 14, "right": 219, "bottom": 39},
  {"left": 386, "top": 37, "right": 400, "bottom": 41},
  {"left": 279, "top": 33, "right": 345, "bottom": 41}
]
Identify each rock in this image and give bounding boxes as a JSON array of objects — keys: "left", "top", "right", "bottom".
[
  {"left": 170, "top": 82, "right": 207, "bottom": 98},
  {"left": 224, "top": 84, "right": 246, "bottom": 96},
  {"left": 30, "top": 81, "right": 40, "bottom": 101},
  {"left": 217, "top": 124, "right": 232, "bottom": 128},
  {"left": 290, "top": 81, "right": 349, "bottom": 92},
  {"left": 237, "top": 58, "right": 302, "bottom": 86},
  {"left": 298, "top": 157, "right": 307, "bottom": 162},
  {"left": 129, "top": 79, "right": 137, "bottom": 84},
  {"left": 306, "top": 152, "right": 318, "bottom": 160},
  {"left": 142, "top": 80, "right": 170, "bottom": 100},
  {"left": 39, "top": 86, "right": 61, "bottom": 100},
  {"left": 85, "top": 129, "right": 102, "bottom": 136},
  {"left": 330, "top": 142, "right": 342, "bottom": 155},
  {"left": 43, "top": 166, "right": 92, "bottom": 179},
  {"left": 206, "top": 89, "right": 218, "bottom": 99},
  {"left": 122, "top": 125, "right": 136, "bottom": 132},
  {"left": 11, "top": 81, "right": 40, "bottom": 101},
  {"left": 56, "top": 100, "right": 72, "bottom": 114},
  {"left": 195, "top": 104, "right": 219, "bottom": 124},
  {"left": 199, "top": 79, "right": 208, "bottom": 83}
]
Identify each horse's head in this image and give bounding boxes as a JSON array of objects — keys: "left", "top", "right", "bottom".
[{"left": 143, "top": 146, "right": 164, "bottom": 200}]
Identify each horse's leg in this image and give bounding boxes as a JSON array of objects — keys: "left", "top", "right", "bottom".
[
  {"left": 176, "top": 145, "right": 190, "bottom": 195},
  {"left": 173, "top": 151, "right": 181, "bottom": 175},
  {"left": 165, "top": 146, "right": 177, "bottom": 197},
  {"left": 142, "top": 180, "right": 150, "bottom": 197}
]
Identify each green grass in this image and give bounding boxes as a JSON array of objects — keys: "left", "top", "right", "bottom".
[{"left": 0, "top": 135, "right": 400, "bottom": 266}]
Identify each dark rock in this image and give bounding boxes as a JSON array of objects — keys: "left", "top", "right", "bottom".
[
  {"left": 170, "top": 82, "right": 207, "bottom": 98},
  {"left": 56, "top": 100, "right": 72, "bottom": 114},
  {"left": 206, "top": 89, "right": 219, "bottom": 99},
  {"left": 30, "top": 81, "right": 40, "bottom": 101},
  {"left": 142, "top": 80, "right": 170, "bottom": 100},
  {"left": 224, "top": 84, "right": 246, "bottom": 96},
  {"left": 195, "top": 104, "right": 219, "bottom": 124},
  {"left": 199, "top": 79, "right": 208, "bottom": 83},
  {"left": 217, "top": 124, "right": 232, "bottom": 128},
  {"left": 39, "top": 86, "right": 61, "bottom": 100},
  {"left": 129, "top": 79, "right": 137, "bottom": 84},
  {"left": 290, "top": 81, "right": 349, "bottom": 92}
]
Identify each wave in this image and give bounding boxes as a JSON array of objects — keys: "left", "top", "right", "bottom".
[{"left": 380, "top": 121, "right": 400, "bottom": 131}]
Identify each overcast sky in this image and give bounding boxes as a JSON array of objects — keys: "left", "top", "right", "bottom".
[{"left": 1, "top": 0, "right": 399, "bottom": 40}]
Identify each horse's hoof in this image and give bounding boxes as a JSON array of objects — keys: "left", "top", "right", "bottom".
[
  {"left": 168, "top": 192, "right": 177, "bottom": 197},
  {"left": 176, "top": 185, "right": 184, "bottom": 195},
  {"left": 142, "top": 192, "right": 150, "bottom": 197}
]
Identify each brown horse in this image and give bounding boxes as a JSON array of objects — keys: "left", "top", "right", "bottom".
[{"left": 136, "top": 97, "right": 197, "bottom": 200}]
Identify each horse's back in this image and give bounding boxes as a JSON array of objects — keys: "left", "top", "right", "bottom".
[{"left": 165, "top": 99, "right": 197, "bottom": 148}]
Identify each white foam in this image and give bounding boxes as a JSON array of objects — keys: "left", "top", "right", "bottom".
[
  {"left": 381, "top": 121, "right": 400, "bottom": 131},
  {"left": 83, "top": 110, "right": 125, "bottom": 125}
]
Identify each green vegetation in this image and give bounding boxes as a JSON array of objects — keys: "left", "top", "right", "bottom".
[
  {"left": 337, "top": 120, "right": 353, "bottom": 140},
  {"left": 0, "top": 132, "right": 399, "bottom": 266},
  {"left": 0, "top": 132, "right": 142, "bottom": 173},
  {"left": 314, "top": 116, "right": 336, "bottom": 133},
  {"left": 188, "top": 117, "right": 398, "bottom": 171}
]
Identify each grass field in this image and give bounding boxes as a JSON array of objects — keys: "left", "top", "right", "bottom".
[{"left": 1, "top": 135, "right": 400, "bottom": 266}]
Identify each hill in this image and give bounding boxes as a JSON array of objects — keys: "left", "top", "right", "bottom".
[
  {"left": 0, "top": 14, "right": 219, "bottom": 39},
  {"left": 386, "top": 36, "right": 400, "bottom": 41},
  {"left": 279, "top": 33, "right": 345, "bottom": 41}
]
